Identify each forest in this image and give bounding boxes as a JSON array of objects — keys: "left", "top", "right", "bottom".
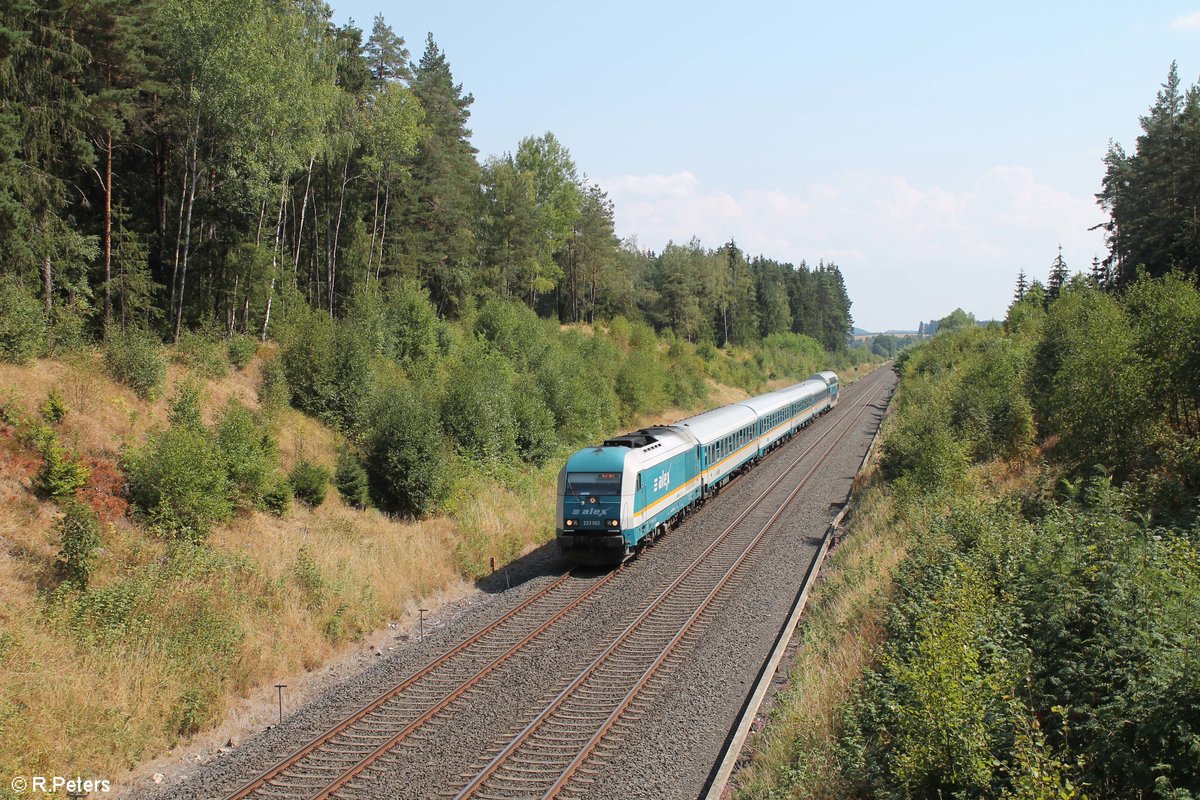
[
  {"left": 0, "top": 0, "right": 853, "bottom": 353},
  {"left": 739, "top": 65, "right": 1200, "bottom": 800}
]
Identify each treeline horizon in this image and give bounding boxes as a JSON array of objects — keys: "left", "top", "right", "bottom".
[{"left": 0, "top": 0, "right": 853, "bottom": 353}]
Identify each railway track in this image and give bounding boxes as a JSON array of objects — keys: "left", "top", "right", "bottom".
[{"left": 223, "top": 368, "right": 891, "bottom": 800}]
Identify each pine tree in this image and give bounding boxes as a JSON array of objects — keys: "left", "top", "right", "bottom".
[
  {"left": 561, "top": 180, "right": 618, "bottom": 323},
  {"left": 365, "top": 14, "right": 410, "bottom": 87},
  {"left": 395, "top": 35, "right": 480, "bottom": 316},
  {"left": 0, "top": 0, "right": 97, "bottom": 315},
  {"left": 1098, "top": 62, "right": 1200, "bottom": 286},
  {"left": 77, "top": 0, "right": 155, "bottom": 325},
  {"left": 1014, "top": 269, "right": 1028, "bottom": 303},
  {"left": 1090, "top": 255, "right": 1107, "bottom": 290},
  {"left": 1046, "top": 245, "right": 1068, "bottom": 305}
]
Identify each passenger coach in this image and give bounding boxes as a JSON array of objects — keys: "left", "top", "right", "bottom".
[{"left": 556, "top": 371, "right": 841, "bottom": 562}]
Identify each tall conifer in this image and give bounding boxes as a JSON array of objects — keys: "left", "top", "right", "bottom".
[
  {"left": 395, "top": 34, "right": 479, "bottom": 315},
  {"left": 1047, "top": 245, "right": 1068, "bottom": 305}
]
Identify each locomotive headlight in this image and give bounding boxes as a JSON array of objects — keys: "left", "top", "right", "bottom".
[
  {"left": 565, "top": 519, "right": 575, "bottom": 527},
  {"left": 609, "top": 519, "right": 619, "bottom": 527}
]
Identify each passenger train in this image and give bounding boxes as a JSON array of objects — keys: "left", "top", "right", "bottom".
[{"left": 556, "top": 371, "right": 840, "bottom": 562}]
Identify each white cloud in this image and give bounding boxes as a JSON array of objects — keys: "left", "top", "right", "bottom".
[
  {"left": 605, "top": 171, "right": 701, "bottom": 198},
  {"left": 600, "top": 167, "right": 1107, "bottom": 331},
  {"left": 1170, "top": 11, "right": 1200, "bottom": 29}
]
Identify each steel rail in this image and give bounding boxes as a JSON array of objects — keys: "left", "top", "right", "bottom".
[{"left": 225, "top": 570, "right": 603, "bottom": 799}]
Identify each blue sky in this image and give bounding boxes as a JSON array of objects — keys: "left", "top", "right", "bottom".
[{"left": 331, "top": 0, "right": 1199, "bottom": 331}]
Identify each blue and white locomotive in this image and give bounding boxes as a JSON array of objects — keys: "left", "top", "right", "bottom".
[{"left": 556, "top": 371, "right": 840, "bottom": 561}]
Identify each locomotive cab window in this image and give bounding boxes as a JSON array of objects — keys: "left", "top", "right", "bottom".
[{"left": 566, "top": 472, "right": 622, "bottom": 497}]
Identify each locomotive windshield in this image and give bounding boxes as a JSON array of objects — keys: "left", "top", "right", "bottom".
[{"left": 565, "top": 472, "right": 622, "bottom": 497}]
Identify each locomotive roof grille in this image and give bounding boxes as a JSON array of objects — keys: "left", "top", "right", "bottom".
[{"left": 602, "top": 431, "right": 659, "bottom": 448}]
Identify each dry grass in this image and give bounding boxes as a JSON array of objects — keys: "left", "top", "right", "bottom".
[
  {"left": 276, "top": 409, "right": 340, "bottom": 471},
  {"left": 0, "top": 350, "right": 429, "bottom": 786},
  {"left": 838, "top": 360, "right": 883, "bottom": 385},
  {"left": 0, "top": 351, "right": 262, "bottom": 456},
  {"left": 213, "top": 504, "right": 460, "bottom": 678},
  {"left": 732, "top": 474, "right": 908, "bottom": 799}
]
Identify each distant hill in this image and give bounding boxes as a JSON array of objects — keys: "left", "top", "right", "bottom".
[{"left": 854, "top": 327, "right": 922, "bottom": 337}]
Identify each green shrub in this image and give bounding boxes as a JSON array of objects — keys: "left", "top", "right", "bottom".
[
  {"left": 840, "top": 503, "right": 1030, "bottom": 798},
  {"left": 366, "top": 383, "right": 448, "bottom": 516},
  {"left": 629, "top": 320, "right": 658, "bottom": 351},
  {"left": 879, "top": 402, "right": 969, "bottom": 495},
  {"left": 289, "top": 459, "right": 329, "bottom": 507},
  {"left": 262, "top": 473, "right": 293, "bottom": 516},
  {"left": 47, "top": 300, "right": 90, "bottom": 357},
  {"left": 350, "top": 282, "right": 440, "bottom": 366},
  {"left": 34, "top": 427, "right": 90, "bottom": 499},
  {"left": 104, "top": 326, "right": 165, "bottom": 400},
  {"left": 291, "top": 545, "right": 326, "bottom": 606},
  {"left": 1123, "top": 272, "right": 1200, "bottom": 434},
  {"left": 388, "top": 283, "right": 441, "bottom": 365},
  {"left": 281, "top": 311, "right": 335, "bottom": 417},
  {"left": 40, "top": 388, "right": 68, "bottom": 423},
  {"left": 665, "top": 341, "right": 709, "bottom": 408},
  {"left": 475, "top": 298, "right": 551, "bottom": 371},
  {"left": 534, "top": 337, "right": 617, "bottom": 445},
  {"left": 226, "top": 333, "right": 258, "bottom": 369},
  {"left": 1031, "top": 288, "right": 1151, "bottom": 478},
  {"left": 216, "top": 401, "right": 276, "bottom": 508},
  {"left": 322, "top": 606, "right": 346, "bottom": 642},
  {"left": 124, "top": 423, "right": 231, "bottom": 542},
  {"left": 615, "top": 349, "right": 667, "bottom": 419},
  {"left": 56, "top": 501, "right": 102, "bottom": 589},
  {"left": 441, "top": 345, "right": 517, "bottom": 464},
  {"left": 173, "top": 327, "right": 228, "bottom": 378},
  {"left": 0, "top": 277, "right": 46, "bottom": 363},
  {"left": 167, "top": 380, "right": 204, "bottom": 429},
  {"left": 169, "top": 686, "right": 219, "bottom": 737},
  {"left": 607, "top": 316, "right": 632, "bottom": 349},
  {"left": 334, "top": 449, "right": 369, "bottom": 508},
  {"left": 281, "top": 311, "right": 373, "bottom": 432},
  {"left": 257, "top": 354, "right": 291, "bottom": 418},
  {"left": 512, "top": 386, "right": 557, "bottom": 466}
]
